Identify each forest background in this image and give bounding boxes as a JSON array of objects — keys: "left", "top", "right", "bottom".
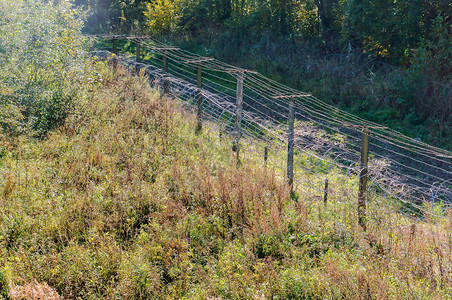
[{"left": 78, "top": 0, "right": 451, "bottom": 150}]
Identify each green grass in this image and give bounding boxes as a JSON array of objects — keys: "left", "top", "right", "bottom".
[{"left": 0, "top": 62, "right": 451, "bottom": 299}]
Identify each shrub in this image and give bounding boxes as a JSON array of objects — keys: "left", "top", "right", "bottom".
[{"left": 0, "top": 0, "right": 88, "bottom": 137}]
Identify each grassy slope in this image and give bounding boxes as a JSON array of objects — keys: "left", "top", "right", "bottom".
[{"left": 0, "top": 63, "right": 451, "bottom": 299}]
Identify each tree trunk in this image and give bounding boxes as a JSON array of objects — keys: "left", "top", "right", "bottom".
[
  {"left": 280, "top": 0, "right": 288, "bottom": 35},
  {"left": 314, "top": 0, "right": 335, "bottom": 47}
]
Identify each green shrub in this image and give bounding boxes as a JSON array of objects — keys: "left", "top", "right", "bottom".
[{"left": 0, "top": 0, "right": 88, "bottom": 137}]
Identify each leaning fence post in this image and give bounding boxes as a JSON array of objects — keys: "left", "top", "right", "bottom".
[
  {"left": 287, "top": 96, "right": 295, "bottom": 193},
  {"left": 233, "top": 70, "right": 244, "bottom": 162},
  {"left": 358, "top": 126, "right": 369, "bottom": 230},
  {"left": 136, "top": 40, "right": 141, "bottom": 62},
  {"left": 163, "top": 50, "right": 169, "bottom": 94},
  {"left": 196, "top": 63, "right": 203, "bottom": 133}
]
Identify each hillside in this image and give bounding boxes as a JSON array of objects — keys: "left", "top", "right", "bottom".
[
  {"left": 1, "top": 62, "right": 451, "bottom": 299},
  {"left": 0, "top": 0, "right": 451, "bottom": 298}
]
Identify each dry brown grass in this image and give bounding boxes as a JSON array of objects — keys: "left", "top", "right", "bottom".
[{"left": 9, "top": 281, "right": 61, "bottom": 300}]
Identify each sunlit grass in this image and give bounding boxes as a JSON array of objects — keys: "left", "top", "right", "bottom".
[{"left": 0, "top": 63, "right": 451, "bottom": 299}]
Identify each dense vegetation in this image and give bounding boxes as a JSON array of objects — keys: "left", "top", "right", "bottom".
[
  {"left": 78, "top": 0, "right": 451, "bottom": 149},
  {"left": 0, "top": 0, "right": 88, "bottom": 139},
  {"left": 0, "top": 0, "right": 451, "bottom": 298},
  {"left": 1, "top": 62, "right": 452, "bottom": 299}
]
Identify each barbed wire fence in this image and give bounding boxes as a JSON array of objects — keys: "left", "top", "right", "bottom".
[{"left": 90, "top": 34, "right": 451, "bottom": 229}]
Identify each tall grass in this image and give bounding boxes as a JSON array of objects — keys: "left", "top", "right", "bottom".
[{"left": 0, "top": 63, "right": 451, "bottom": 299}]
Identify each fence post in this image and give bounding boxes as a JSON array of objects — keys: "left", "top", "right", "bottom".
[
  {"left": 287, "top": 96, "right": 295, "bottom": 193},
  {"left": 233, "top": 70, "right": 244, "bottom": 162},
  {"left": 136, "top": 40, "right": 141, "bottom": 62},
  {"left": 112, "top": 39, "right": 117, "bottom": 54},
  {"left": 324, "top": 178, "right": 329, "bottom": 206},
  {"left": 431, "top": 190, "right": 437, "bottom": 225},
  {"left": 358, "top": 126, "right": 369, "bottom": 230},
  {"left": 163, "top": 51, "right": 169, "bottom": 94},
  {"left": 196, "top": 63, "right": 203, "bottom": 133},
  {"left": 264, "top": 145, "right": 268, "bottom": 165}
]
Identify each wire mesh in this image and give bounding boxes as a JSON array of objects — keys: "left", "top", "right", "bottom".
[{"left": 90, "top": 35, "right": 452, "bottom": 222}]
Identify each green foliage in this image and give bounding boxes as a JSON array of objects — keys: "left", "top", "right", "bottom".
[
  {"left": 80, "top": 0, "right": 147, "bottom": 33},
  {"left": 0, "top": 0, "right": 88, "bottom": 137},
  {"left": 341, "top": 0, "right": 424, "bottom": 61},
  {"left": 144, "top": 0, "right": 181, "bottom": 35},
  {"left": 0, "top": 268, "right": 8, "bottom": 299},
  {"left": 390, "top": 13, "right": 452, "bottom": 146},
  {"left": 412, "top": 13, "right": 451, "bottom": 82},
  {"left": 294, "top": 0, "right": 319, "bottom": 37}
]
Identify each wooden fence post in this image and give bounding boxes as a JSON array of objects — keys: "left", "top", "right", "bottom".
[
  {"left": 323, "top": 178, "right": 329, "bottom": 206},
  {"left": 233, "top": 70, "right": 244, "bottom": 162},
  {"left": 358, "top": 126, "right": 370, "bottom": 230},
  {"left": 196, "top": 63, "right": 203, "bottom": 133},
  {"left": 136, "top": 41, "right": 141, "bottom": 62},
  {"left": 264, "top": 145, "right": 268, "bottom": 165},
  {"left": 163, "top": 51, "right": 169, "bottom": 94},
  {"left": 287, "top": 96, "right": 295, "bottom": 193}
]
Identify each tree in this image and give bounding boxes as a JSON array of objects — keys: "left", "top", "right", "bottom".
[
  {"left": 341, "top": 0, "right": 424, "bottom": 61},
  {"left": 314, "top": 0, "right": 338, "bottom": 46},
  {"left": 144, "top": 0, "right": 181, "bottom": 35},
  {"left": 0, "top": 0, "right": 88, "bottom": 136}
]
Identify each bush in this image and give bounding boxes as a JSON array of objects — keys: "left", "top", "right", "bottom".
[{"left": 0, "top": 0, "right": 88, "bottom": 137}]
